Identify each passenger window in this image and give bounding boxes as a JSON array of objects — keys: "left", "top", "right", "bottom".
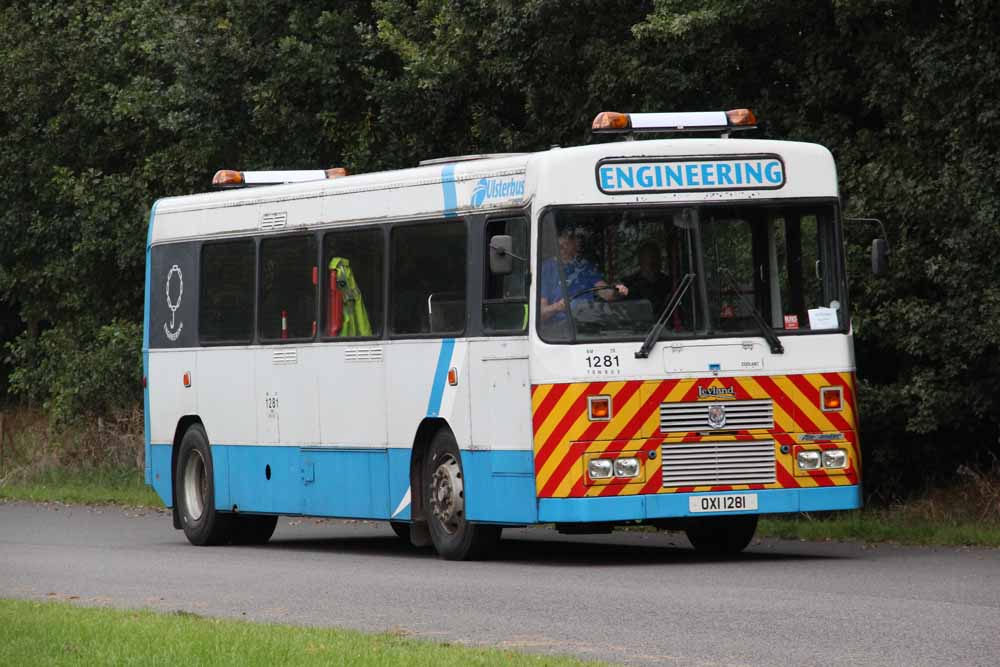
[
  {"left": 483, "top": 217, "right": 528, "bottom": 333},
  {"left": 322, "top": 228, "right": 383, "bottom": 338},
  {"left": 259, "top": 235, "right": 317, "bottom": 341},
  {"left": 199, "top": 240, "right": 255, "bottom": 344},
  {"left": 390, "top": 221, "right": 466, "bottom": 335}
]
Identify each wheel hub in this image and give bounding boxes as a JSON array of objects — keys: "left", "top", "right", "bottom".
[
  {"left": 183, "top": 449, "right": 207, "bottom": 522},
  {"left": 430, "top": 455, "right": 464, "bottom": 535}
]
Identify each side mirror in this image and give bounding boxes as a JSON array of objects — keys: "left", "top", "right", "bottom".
[
  {"left": 871, "top": 238, "right": 890, "bottom": 275},
  {"left": 489, "top": 235, "right": 514, "bottom": 275}
]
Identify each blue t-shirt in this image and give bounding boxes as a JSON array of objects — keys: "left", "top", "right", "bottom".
[{"left": 540, "top": 256, "right": 603, "bottom": 320}]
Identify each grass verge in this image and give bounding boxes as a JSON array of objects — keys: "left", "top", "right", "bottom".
[
  {"left": 0, "top": 466, "right": 161, "bottom": 507},
  {"left": 758, "top": 511, "right": 1000, "bottom": 547},
  {"left": 0, "top": 598, "right": 599, "bottom": 666}
]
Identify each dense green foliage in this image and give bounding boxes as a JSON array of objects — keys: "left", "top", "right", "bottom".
[{"left": 1, "top": 1, "right": 997, "bottom": 497}]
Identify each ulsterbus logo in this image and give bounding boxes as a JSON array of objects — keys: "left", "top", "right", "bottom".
[{"left": 471, "top": 177, "right": 526, "bottom": 208}]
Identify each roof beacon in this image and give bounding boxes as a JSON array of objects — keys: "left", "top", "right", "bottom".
[
  {"left": 212, "top": 168, "right": 348, "bottom": 188},
  {"left": 591, "top": 109, "right": 758, "bottom": 137}
]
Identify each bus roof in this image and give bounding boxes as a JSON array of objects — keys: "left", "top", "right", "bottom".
[{"left": 149, "top": 138, "right": 836, "bottom": 245}]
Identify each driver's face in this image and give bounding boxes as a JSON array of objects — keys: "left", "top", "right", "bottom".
[{"left": 557, "top": 234, "right": 579, "bottom": 262}]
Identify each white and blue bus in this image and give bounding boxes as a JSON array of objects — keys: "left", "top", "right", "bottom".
[{"left": 144, "top": 110, "right": 866, "bottom": 559}]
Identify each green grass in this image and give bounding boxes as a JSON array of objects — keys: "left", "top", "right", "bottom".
[
  {"left": 0, "top": 466, "right": 161, "bottom": 507},
  {"left": 758, "top": 511, "right": 1000, "bottom": 547},
  {"left": 0, "top": 599, "right": 601, "bottom": 666}
]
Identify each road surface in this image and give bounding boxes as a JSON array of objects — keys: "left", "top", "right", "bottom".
[{"left": 1, "top": 501, "right": 998, "bottom": 666}]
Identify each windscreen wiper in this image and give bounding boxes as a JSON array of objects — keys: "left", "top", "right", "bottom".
[
  {"left": 718, "top": 269, "right": 784, "bottom": 354},
  {"left": 635, "top": 273, "right": 695, "bottom": 359}
]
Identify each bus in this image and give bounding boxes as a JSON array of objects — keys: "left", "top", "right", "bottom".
[{"left": 144, "top": 109, "right": 865, "bottom": 560}]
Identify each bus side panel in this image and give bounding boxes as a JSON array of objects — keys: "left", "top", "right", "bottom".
[
  {"left": 147, "top": 349, "right": 197, "bottom": 508},
  {"left": 462, "top": 450, "right": 537, "bottom": 524},
  {"left": 301, "top": 448, "right": 390, "bottom": 519},
  {"left": 386, "top": 339, "right": 471, "bottom": 448},
  {"left": 197, "top": 348, "right": 256, "bottom": 446},
  {"left": 225, "top": 445, "right": 302, "bottom": 514},
  {"left": 467, "top": 339, "right": 533, "bottom": 455},
  {"left": 149, "top": 444, "right": 173, "bottom": 506},
  {"left": 388, "top": 447, "right": 413, "bottom": 521},
  {"left": 465, "top": 338, "right": 537, "bottom": 523}
]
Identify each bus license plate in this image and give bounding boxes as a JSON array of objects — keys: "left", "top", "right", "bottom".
[{"left": 689, "top": 493, "right": 758, "bottom": 513}]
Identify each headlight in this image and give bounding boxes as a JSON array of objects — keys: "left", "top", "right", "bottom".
[
  {"left": 614, "top": 457, "right": 640, "bottom": 478},
  {"left": 588, "top": 459, "right": 613, "bottom": 479},
  {"left": 797, "top": 450, "right": 822, "bottom": 470},
  {"left": 822, "top": 449, "right": 848, "bottom": 469}
]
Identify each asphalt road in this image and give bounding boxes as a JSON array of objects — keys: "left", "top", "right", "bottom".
[{"left": 1, "top": 501, "right": 998, "bottom": 666}]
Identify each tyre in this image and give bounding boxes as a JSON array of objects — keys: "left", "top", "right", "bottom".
[
  {"left": 685, "top": 514, "right": 758, "bottom": 555},
  {"left": 231, "top": 515, "right": 278, "bottom": 545},
  {"left": 175, "top": 424, "right": 232, "bottom": 546},
  {"left": 422, "top": 429, "right": 501, "bottom": 560},
  {"left": 389, "top": 521, "right": 411, "bottom": 541}
]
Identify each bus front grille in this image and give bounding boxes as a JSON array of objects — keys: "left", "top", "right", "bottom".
[
  {"left": 659, "top": 399, "right": 774, "bottom": 432},
  {"left": 661, "top": 440, "right": 776, "bottom": 487}
]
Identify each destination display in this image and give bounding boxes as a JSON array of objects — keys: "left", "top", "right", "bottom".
[{"left": 597, "top": 156, "right": 785, "bottom": 194}]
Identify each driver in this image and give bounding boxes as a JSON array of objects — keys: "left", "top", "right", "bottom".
[{"left": 540, "top": 226, "right": 627, "bottom": 322}]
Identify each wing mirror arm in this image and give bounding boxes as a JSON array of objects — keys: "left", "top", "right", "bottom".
[
  {"left": 845, "top": 217, "right": 891, "bottom": 275},
  {"left": 488, "top": 235, "right": 526, "bottom": 275}
]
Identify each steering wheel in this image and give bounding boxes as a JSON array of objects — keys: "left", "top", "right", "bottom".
[{"left": 569, "top": 283, "right": 619, "bottom": 302}]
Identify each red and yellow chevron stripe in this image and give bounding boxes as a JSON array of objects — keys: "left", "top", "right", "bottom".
[{"left": 531, "top": 373, "right": 860, "bottom": 498}]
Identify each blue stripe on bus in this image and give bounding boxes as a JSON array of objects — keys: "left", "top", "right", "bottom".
[
  {"left": 537, "top": 485, "right": 862, "bottom": 523},
  {"left": 441, "top": 164, "right": 458, "bottom": 217},
  {"left": 426, "top": 338, "right": 455, "bottom": 417},
  {"left": 149, "top": 443, "right": 540, "bottom": 524},
  {"left": 150, "top": 441, "right": 859, "bottom": 525},
  {"left": 142, "top": 201, "right": 158, "bottom": 485}
]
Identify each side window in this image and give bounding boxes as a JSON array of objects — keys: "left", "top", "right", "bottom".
[
  {"left": 323, "top": 227, "right": 383, "bottom": 338},
  {"left": 483, "top": 217, "right": 528, "bottom": 333},
  {"left": 770, "top": 210, "right": 842, "bottom": 330},
  {"left": 259, "top": 235, "right": 317, "bottom": 341},
  {"left": 390, "top": 221, "right": 466, "bottom": 335},
  {"left": 199, "top": 240, "right": 254, "bottom": 344}
]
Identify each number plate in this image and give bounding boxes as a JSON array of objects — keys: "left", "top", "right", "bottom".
[{"left": 688, "top": 493, "right": 758, "bottom": 513}]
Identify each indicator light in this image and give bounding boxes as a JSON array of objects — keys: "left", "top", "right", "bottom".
[{"left": 588, "top": 395, "right": 612, "bottom": 421}]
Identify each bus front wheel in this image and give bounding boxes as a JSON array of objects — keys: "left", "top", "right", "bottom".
[
  {"left": 685, "top": 515, "right": 758, "bottom": 555},
  {"left": 423, "top": 430, "right": 500, "bottom": 560},
  {"left": 175, "top": 424, "right": 232, "bottom": 546}
]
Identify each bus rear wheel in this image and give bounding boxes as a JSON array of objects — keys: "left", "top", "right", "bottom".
[
  {"left": 685, "top": 515, "right": 758, "bottom": 555},
  {"left": 423, "top": 430, "right": 500, "bottom": 560},
  {"left": 176, "top": 424, "right": 232, "bottom": 546}
]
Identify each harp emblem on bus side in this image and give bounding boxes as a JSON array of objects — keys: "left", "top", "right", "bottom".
[
  {"left": 164, "top": 264, "right": 184, "bottom": 341},
  {"left": 706, "top": 404, "right": 727, "bottom": 430}
]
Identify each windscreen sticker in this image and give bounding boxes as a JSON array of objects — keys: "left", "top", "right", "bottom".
[{"left": 597, "top": 156, "right": 785, "bottom": 194}]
